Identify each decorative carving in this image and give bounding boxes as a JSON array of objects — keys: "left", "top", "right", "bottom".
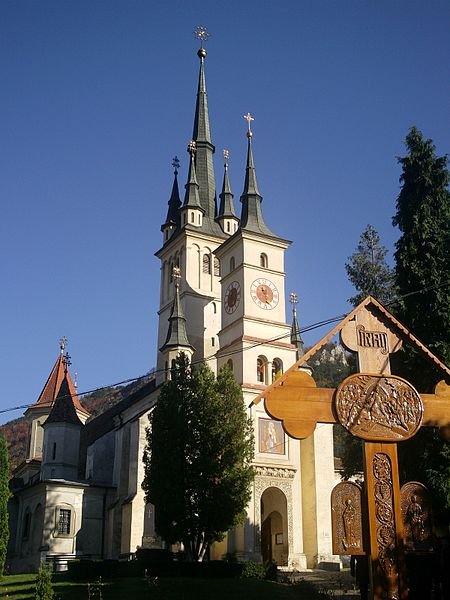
[
  {"left": 400, "top": 482, "right": 433, "bottom": 552},
  {"left": 357, "top": 325, "right": 389, "bottom": 354},
  {"left": 331, "top": 481, "right": 365, "bottom": 555},
  {"left": 254, "top": 468, "right": 295, "bottom": 560},
  {"left": 335, "top": 374, "right": 423, "bottom": 441},
  {"left": 373, "top": 453, "right": 399, "bottom": 600}
]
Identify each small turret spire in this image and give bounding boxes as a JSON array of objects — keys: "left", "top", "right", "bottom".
[
  {"left": 162, "top": 157, "right": 181, "bottom": 234},
  {"left": 183, "top": 141, "right": 203, "bottom": 210},
  {"left": 160, "top": 266, "right": 194, "bottom": 353},
  {"left": 290, "top": 292, "right": 306, "bottom": 359},
  {"left": 239, "top": 114, "right": 277, "bottom": 237},
  {"left": 218, "top": 149, "right": 237, "bottom": 219}
]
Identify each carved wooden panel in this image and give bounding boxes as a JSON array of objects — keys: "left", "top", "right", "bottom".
[
  {"left": 335, "top": 374, "right": 423, "bottom": 441},
  {"left": 373, "top": 452, "right": 400, "bottom": 600},
  {"left": 400, "top": 481, "right": 433, "bottom": 553},
  {"left": 331, "top": 481, "right": 365, "bottom": 555}
]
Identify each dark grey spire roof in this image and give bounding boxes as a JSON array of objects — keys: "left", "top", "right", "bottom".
[
  {"left": 162, "top": 164, "right": 181, "bottom": 231},
  {"left": 239, "top": 133, "right": 279, "bottom": 238},
  {"left": 192, "top": 48, "right": 217, "bottom": 221},
  {"left": 160, "top": 282, "right": 194, "bottom": 353},
  {"left": 45, "top": 375, "right": 83, "bottom": 427},
  {"left": 218, "top": 161, "right": 237, "bottom": 218},
  {"left": 183, "top": 147, "right": 203, "bottom": 210},
  {"left": 291, "top": 311, "right": 305, "bottom": 359}
]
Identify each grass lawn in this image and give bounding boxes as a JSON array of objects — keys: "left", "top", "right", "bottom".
[{"left": 0, "top": 573, "right": 326, "bottom": 599}]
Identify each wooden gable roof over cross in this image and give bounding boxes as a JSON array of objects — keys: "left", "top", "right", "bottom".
[{"left": 255, "top": 296, "right": 450, "bottom": 441}]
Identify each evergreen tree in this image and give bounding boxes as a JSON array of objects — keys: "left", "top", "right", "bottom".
[
  {"left": 0, "top": 436, "right": 10, "bottom": 578},
  {"left": 142, "top": 354, "right": 254, "bottom": 561},
  {"left": 345, "top": 224, "right": 396, "bottom": 307},
  {"left": 393, "top": 126, "right": 450, "bottom": 374},
  {"left": 392, "top": 127, "right": 450, "bottom": 520},
  {"left": 34, "top": 563, "right": 54, "bottom": 600}
]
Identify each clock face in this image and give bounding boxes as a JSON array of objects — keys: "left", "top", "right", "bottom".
[
  {"left": 224, "top": 281, "right": 241, "bottom": 314},
  {"left": 250, "top": 278, "right": 279, "bottom": 310}
]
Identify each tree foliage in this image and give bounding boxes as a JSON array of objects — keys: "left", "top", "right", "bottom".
[
  {"left": 345, "top": 224, "right": 396, "bottom": 307},
  {"left": 393, "top": 127, "right": 450, "bottom": 520},
  {"left": 393, "top": 126, "right": 450, "bottom": 376},
  {"left": 0, "top": 436, "right": 10, "bottom": 578},
  {"left": 34, "top": 563, "right": 54, "bottom": 600},
  {"left": 142, "top": 354, "right": 254, "bottom": 561}
]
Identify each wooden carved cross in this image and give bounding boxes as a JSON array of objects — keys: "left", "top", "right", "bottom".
[{"left": 260, "top": 297, "right": 450, "bottom": 600}]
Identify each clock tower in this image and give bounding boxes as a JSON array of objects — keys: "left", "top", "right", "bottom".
[{"left": 215, "top": 117, "right": 297, "bottom": 389}]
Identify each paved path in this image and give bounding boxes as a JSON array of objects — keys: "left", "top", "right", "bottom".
[{"left": 280, "top": 568, "right": 361, "bottom": 598}]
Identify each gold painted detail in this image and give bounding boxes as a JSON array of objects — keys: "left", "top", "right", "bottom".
[
  {"left": 373, "top": 453, "right": 399, "bottom": 600},
  {"left": 335, "top": 374, "right": 423, "bottom": 441},
  {"left": 357, "top": 325, "right": 389, "bottom": 354}
]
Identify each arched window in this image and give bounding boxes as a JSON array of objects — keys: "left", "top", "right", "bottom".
[
  {"left": 272, "top": 358, "right": 283, "bottom": 382},
  {"left": 214, "top": 257, "right": 220, "bottom": 276},
  {"left": 212, "top": 302, "right": 217, "bottom": 314},
  {"left": 257, "top": 356, "right": 267, "bottom": 384},
  {"left": 22, "top": 509, "right": 31, "bottom": 539},
  {"left": 260, "top": 253, "right": 268, "bottom": 268},
  {"left": 230, "top": 257, "right": 235, "bottom": 272},
  {"left": 203, "top": 254, "right": 211, "bottom": 274},
  {"left": 190, "top": 212, "right": 195, "bottom": 223},
  {"left": 227, "top": 359, "right": 233, "bottom": 372}
]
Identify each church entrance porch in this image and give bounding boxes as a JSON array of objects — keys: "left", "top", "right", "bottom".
[{"left": 260, "top": 487, "right": 288, "bottom": 565}]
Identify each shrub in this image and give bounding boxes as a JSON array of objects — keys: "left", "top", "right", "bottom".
[{"left": 34, "top": 563, "right": 54, "bottom": 600}]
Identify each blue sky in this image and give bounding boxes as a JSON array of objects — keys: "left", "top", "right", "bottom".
[{"left": 1, "top": 1, "right": 449, "bottom": 422}]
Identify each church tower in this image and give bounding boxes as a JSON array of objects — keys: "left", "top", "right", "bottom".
[
  {"left": 155, "top": 45, "right": 235, "bottom": 383},
  {"left": 215, "top": 117, "right": 297, "bottom": 389}
]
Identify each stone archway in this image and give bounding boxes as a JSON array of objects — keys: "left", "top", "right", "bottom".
[{"left": 260, "top": 487, "right": 288, "bottom": 565}]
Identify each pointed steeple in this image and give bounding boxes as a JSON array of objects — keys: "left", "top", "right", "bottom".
[
  {"left": 217, "top": 149, "right": 239, "bottom": 235},
  {"left": 161, "top": 157, "right": 181, "bottom": 237},
  {"left": 160, "top": 267, "right": 194, "bottom": 353},
  {"left": 44, "top": 374, "right": 83, "bottom": 427},
  {"left": 192, "top": 45, "right": 217, "bottom": 220},
  {"left": 289, "top": 293, "right": 306, "bottom": 360},
  {"left": 183, "top": 141, "right": 203, "bottom": 210},
  {"left": 239, "top": 114, "right": 278, "bottom": 237}
]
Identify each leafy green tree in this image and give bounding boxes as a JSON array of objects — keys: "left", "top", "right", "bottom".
[
  {"left": 345, "top": 224, "right": 396, "bottom": 307},
  {"left": 0, "top": 436, "right": 10, "bottom": 578},
  {"left": 392, "top": 127, "right": 450, "bottom": 520},
  {"left": 34, "top": 563, "right": 54, "bottom": 600},
  {"left": 142, "top": 354, "right": 254, "bottom": 561},
  {"left": 393, "top": 126, "right": 450, "bottom": 378}
]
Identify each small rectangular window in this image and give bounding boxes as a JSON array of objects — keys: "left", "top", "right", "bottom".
[
  {"left": 52, "top": 442, "right": 56, "bottom": 460},
  {"left": 58, "top": 509, "right": 71, "bottom": 535},
  {"left": 211, "top": 337, "right": 215, "bottom": 347}
]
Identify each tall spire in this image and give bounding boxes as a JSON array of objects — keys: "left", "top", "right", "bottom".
[
  {"left": 160, "top": 267, "right": 194, "bottom": 353},
  {"left": 290, "top": 292, "right": 306, "bottom": 359},
  {"left": 161, "top": 157, "right": 181, "bottom": 233},
  {"left": 192, "top": 28, "right": 217, "bottom": 220},
  {"left": 239, "top": 114, "right": 278, "bottom": 237}
]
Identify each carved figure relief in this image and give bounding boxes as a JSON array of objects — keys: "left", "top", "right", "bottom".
[
  {"left": 335, "top": 374, "right": 423, "bottom": 441},
  {"left": 331, "top": 481, "right": 365, "bottom": 555},
  {"left": 400, "top": 482, "right": 433, "bottom": 552},
  {"left": 373, "top": 453, "right": 399, "bottom": 600}
]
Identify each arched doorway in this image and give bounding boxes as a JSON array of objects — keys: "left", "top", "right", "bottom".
[{"left": 260, "top": 487, "right": 288, "bottom": 565}]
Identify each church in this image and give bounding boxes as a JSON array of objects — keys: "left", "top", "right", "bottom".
[{"left": 7, "top": 42, "right": 337, "bottom": 573}]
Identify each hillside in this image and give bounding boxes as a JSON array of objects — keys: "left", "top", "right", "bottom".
[{"left": 0, "top": 375, "right": 153, "bottom": 474}]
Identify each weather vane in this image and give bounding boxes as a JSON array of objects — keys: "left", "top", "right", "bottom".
[
  {"left": 172, "top": 156, "right": 180, "bottom": 174},
  {"left": 243, "top": 112, "right": 254, "bottom": 137},
  {"left": 193, "top": 25, "right": 210, "bottom": 47}
]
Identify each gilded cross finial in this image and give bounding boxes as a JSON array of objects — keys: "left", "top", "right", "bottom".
[
  {"left": 290, "top": 292, "right": 299, "bottom": 316},
  {"left": 59, "top": 336, "right": 68, "bottom": 355},
  {"left": 172, "top": 156, "right": 180, "bottom": 174},
  {"left": 193, "top": 25, "right": 210, "bottom": 47},
  {"left": 244, "top": 112, "right": 254, "bottom": 138},
  {"left": 223, "top": 148, "right": 230, "bottom": 166},
  {"left": 187, "top": 140, "right": 196, "bottom": 155}
]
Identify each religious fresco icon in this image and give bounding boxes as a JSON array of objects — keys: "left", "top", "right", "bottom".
[{"left": 259, "top": 418, "right": 285, "bottom": 454}]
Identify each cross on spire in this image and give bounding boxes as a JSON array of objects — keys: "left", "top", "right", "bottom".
[
  {"left": 62, "top": 351, "right": 71, "bottom": 373},
  {"left": 223, "top": 148, "right": 230, "bottom": 165},
  {"left": 172, "top": 265, "right": 181, "bottom": 288},
  {"left": 188, "top": 140, "right": 196, "bottom": 155},
  {"left": 172, "top": 156, "right": 180, "bottom": 174},
  {"left": 244, "top": 112, "right": 254, "bottom": 137},
  {"left": 193, "top": 25, "right": 210, "bottom": 48},
  {"left": 290, "top": 292, "right": 299, "bottom": 315},
  {"left": 59, "top": 336, "right": 68, "bottom": 355}
]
